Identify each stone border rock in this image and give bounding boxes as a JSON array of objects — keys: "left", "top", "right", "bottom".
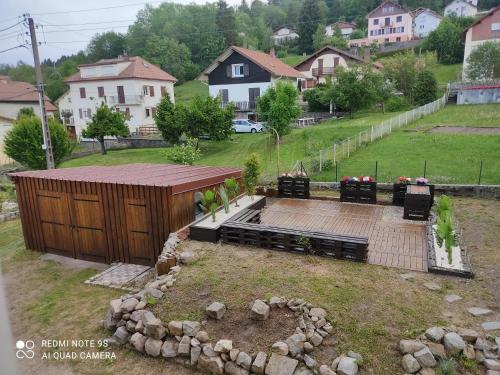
[
  {"left": 101, "top": 238, "right": 364, "bottom": 375},
  {"left": 398, "top": 325, "right": 500, "bottom": 374}
]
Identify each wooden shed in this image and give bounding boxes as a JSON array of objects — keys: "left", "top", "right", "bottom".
[{"left": 9, "top": 163, "right": 241, "bottom": 266}]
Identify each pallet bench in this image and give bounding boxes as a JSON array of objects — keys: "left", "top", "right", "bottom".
[
  {"left": 220, "top": 221, "right": 369, "bottom": 262},
  {"left": 340, "top": 181, "right": 377, "bottom": 204},
  {"left": 278, "top": 176, "right": 310, "bottom": 199},
  {"left": 228, "top": 208, "right": 261, "bottom": 224}
]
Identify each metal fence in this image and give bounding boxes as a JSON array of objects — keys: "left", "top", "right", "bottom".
[{"left": 306, "top": 94, "right": 448, "bottom": 174}]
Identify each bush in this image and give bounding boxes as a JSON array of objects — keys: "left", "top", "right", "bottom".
[
  {"left": 385, "top": 96, "right": 410, "bottom": 112},
  {"left": 310, "top": 159, "right": 333, "bottom": 173},
  {"left": 303, "top": 88, "right": 329, "bottom": 112},
  {"left": 4, "top": 116, "right": 74, "bottom": 169},
  {"left": 243, "top": 153, "right": 261, "bottom": 197},
  {"left": 414, "top": 69, "right": 438, "bottom": 106},
  {"left": 163, "top": 137, "right": 201, "bottom": 165}
]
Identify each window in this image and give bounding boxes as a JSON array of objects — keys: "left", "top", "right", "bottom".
[
  {"left": 149, "top": 86, "right": 155, "bottom": 97},
  {"left": 97, "top": 86, "right": 105, "bottom": 97},
  {"left": 145, "top": 108, "right": 150, "bottom": 117},
  {"left": 143, "top": 86, "right": 149, "bottom": 96},
  {"left": 160, "top": 86, "right": 167, "bottom": 96},
  {"left": 383, "top": 6, "right": 394, "bottom": 13},
  {"left": 85, "top": 108, "right": 91, "bottom": 118},
  {"left": 385, "top": 38, "right": 389, "bottom": 42},
  {"left": 125, "top": 108, "right": 130, "bottom": 117},
  {"left": 151, "top": 107, "right": 156, "bottom": 117},
  {"left": 79, "top": 87, "right": 86, "bottom": 98},
  {"left": 401, "top": 26, "right": 404, "bottom": 32},
  {"left": 370, "top": 30, "right": 374, "bottom": 36},
  {"left": 396, "top": 16, "right": 402, "bottom": 22},
  {"left": 396, "top": 37, "right": 401, "bottom": 42},
  {"left": 385, "top": 17, "right": 390, "bottom": 26},
  {"left": 492, "top": 23, "right": 500, "bottom": 31},
  {"left": 78, "top": 109, "right": 83, "bottom": 119},
  {"left": 373, "top": 18, "right": 379, "bottom": 25},
  {"left": 232, "top": 64, "right": 245, "bottom": 78}
]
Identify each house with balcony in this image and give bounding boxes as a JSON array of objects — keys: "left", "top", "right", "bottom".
[
  {"left": 325, "top": 22, "right": 357, "bottom": 38},
  {"left": 366, "top": 0, "right": 413, "bottom": 44},
  {"left": 198, "top": 46, "right": 303, "bottom": 120},
  {"left": 294, "top": 46, "right": 382, "bottom": 88},
  {"left": 444, "top": 0, "right": 477, "bottom": 18},
  {"left": 60, "top": 55, "right": 176, "bottom": 136},
  {"left": 411, "top": 8, "right": 442, "bottom": 38}
]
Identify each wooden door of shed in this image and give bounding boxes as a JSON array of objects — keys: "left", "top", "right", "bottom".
[{"left": 124, "top": 197, "right": 155, "bottom": 265}]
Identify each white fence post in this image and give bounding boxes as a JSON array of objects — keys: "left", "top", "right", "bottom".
[
  {"left": 347, "top": 138, "right": 350, "bottom": 158},
  {"left": 333, "top": 143, "right": 336, "bottom": 165},
  {"left": 319, "top": 149, "right": 323, "bottom": 172}
]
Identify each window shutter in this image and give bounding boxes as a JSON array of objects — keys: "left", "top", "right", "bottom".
[
  {"left": 161, "top": 86, "right": 166, "bottom": 96},
  {"left": 243, "top": 64, "right": 249, "bottom": 77},
  {"left": 79, "top": 109, "right": 83, "bottom": 119},
  {"left": 226, "top": 65, "right": 232, "bottom": 78},
  {"left": 87, "top": 108, "right": 91, "bottom": 118},
  {"left": 79, "top": 87, "right": 86, "bottom": 98},
  {"left": 149, "top": 86, "right": 155, "bottom": 96}
]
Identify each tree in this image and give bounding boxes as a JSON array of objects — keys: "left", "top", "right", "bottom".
[
  {"left": 17, "top": 107, "right": 34, "bottom": 119},
  {"left": 298, "top": 0, "right": 322, "bottom": 54},
  {"left": 216, "top": 0, "right": 238, "bottom": 47},
  {"left": 256, "top": 81, "right": 301, "bottom": 137},
  {"left": 350, "top": 29, "right": 365, "bottom": 39},
  {"left": 4, "top": 116, "right": 74, "bottom": 169},
  {"left": 414, "top": 69, "right": 438, "bottom": 106},
  {"left": 243, "top": 153, "right": 261, "bottom": 197},
  {"left": 163, "top": 137, "right": 201, "bottom": 165},
  {"left": 87, "top": 32, "right": 127, "bottom": 61},
  {"left": 424, "top": 16, "right": 474, "bottom": 64},
  {"left": 240, "top": 0, "right": 250, "bottom": 14},
  {"left": 466, "top": 41, "right": 500, "bottom": 80},
  {"left": 185, "top": 96, "right": 234, "bottom": 141},
  {"left": 82, "top": 103, "right": 129, "bottom": 155},
  {"left": 313, "top": 24, "right": 327, "bottom": 51},
  {"left": 154, "top": 94, "right": 186, "bottom": 144}
]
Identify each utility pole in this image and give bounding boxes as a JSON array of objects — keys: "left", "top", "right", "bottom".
[{"left": 27, "top": 16, "right": 54, "bottom": 169}]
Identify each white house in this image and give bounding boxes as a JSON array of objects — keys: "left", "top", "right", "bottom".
[
  {"left": 60, "top": 55, "right": 176, "bottom": 137},
  {"left": 272, "top": 27, "right": 299, "bottom": 45},
  {"left": 198, "top": 46, "right": 303, "bottom": 120},
  {"left": 325, "top": 22, "right": 357, "bottom": 38},
  {"left": 411, "top": 8, "right": 442, "bottom": 38},
  {"left": 444, "top": 0, "right": 477, "bottom": 17}
]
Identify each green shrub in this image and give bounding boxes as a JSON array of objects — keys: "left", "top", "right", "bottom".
[
  {"left": 436, "top": 195, "right": 456, "bottom": 263},
  {"left": 385, "top": 96, "right": 410, "bottom": 112},
  {"left": 163, "top": 137, "right": 201, "bottom": 165},
  {"left": 310, "top": 159, "right": 333, "bottom": 173},
  {"left": 243, "top": 153, "right": 261, "bottom": 198},
  {"left": 4, "top": 115, "right": 74, "bottom": 169},
  {"left": 218, "top": 186, "right": 230, "bottom": 213},
  {"left": 436, "top": 359, "right": 457, "bottom": 375},
  {"left": 224, "top": 178, "right": 240, "bottom": 207},
  {"left": 200, "top": 190, "right": 218, "bottom": 222}
]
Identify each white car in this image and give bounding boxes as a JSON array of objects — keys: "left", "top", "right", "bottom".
[{"left": 232, "top": 119, "right": 264, "bottom": 133}]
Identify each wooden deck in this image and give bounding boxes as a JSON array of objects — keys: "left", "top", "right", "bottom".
[{"left": 261, "top": 199, "right": 428, "bottom": 272}]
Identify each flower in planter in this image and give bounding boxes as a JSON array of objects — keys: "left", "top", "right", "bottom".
[
  {"left": 416, "top": 177, "right": 429, "bottom": 185},
  {"left": 358, "top": 176, "right": 373, "bottom": 182},
  {"left": 398, "top": 176, "right": 412, "bottom": 183},
  {"left": 282, "top": 172, "right": 293, "bottom": 177}
]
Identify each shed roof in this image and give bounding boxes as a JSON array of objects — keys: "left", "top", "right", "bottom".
[{"left": 9, "top": 163, "right": 242, "bottom": 195}]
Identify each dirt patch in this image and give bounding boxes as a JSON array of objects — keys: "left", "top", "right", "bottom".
[
  {"left": 430, "top": 126, "right": 500, "bottom": 134},
  {"left": 204, "top": 307, "right": 298, "bottom": 353}
]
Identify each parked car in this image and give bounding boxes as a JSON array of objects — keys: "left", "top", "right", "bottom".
[{"left": 232, "top": 119, "right": 264, "bottom": 133}]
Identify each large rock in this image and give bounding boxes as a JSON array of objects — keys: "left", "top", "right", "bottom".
[
  {"left": 120, "top": 298, "right": 139, "bottom": 313},
  {"left": 457, "top": 328, "right": 479, "bottom": 343},
  {"left": 423, "top": 282, "right": 441, "bottom": 291},
  {"left": 168, "top": 320, "right": 183, "bottom": 336},
  {"left": 198, "top": 354, "right": 224, "bottom": 374},
  {"left": 251, "top": 299, "right": 270, "bottom": 321},
  {"left": 309, "top": 308, "right": 327, "bottom": 319},
  {"left": 443, "top": 332, "right": 465, "bottom": 354},
  {"left": 225, "top": 361, "right": 250, "bottom": 375},
  {"left": 484, "top": 359, "right": 500, "bottom": 371},
  {"left": 161, "top": 339, "right": 178, "bottom": 358},
  {"left": 427, "top": 343, "right": 447, "bottom": 360},
  {"left": 252, "top": 351, "right": 267, "bottom": 374},
  {"left": 303, "top": 354, "right": 317, "bottom": 369},
  {"left": 294, "top": 366, "right": 314, "bottom": 375},
  {"left": 183, "top": 320, "right": 201, "bottom": 336},
  {"left": 113, "top": 326, "right": 130, "bottom": 345},
  {"left": 196, "top": 330, "right": 209, "bottom": 343},
  {"left": 414, "top": 347, "right": 437, "bottom": 368},
  {"left": 206, "top": 302, "right": 227, "bottom": 320},
  {"left": 144, "top": 338, "right": 162, "bottom": 357},
  {"left": 425, "top": 327, "right": 445, "bottom": 342},
  {"left": 214, "top": 339, "right": 233, "bottom": 353},
  {"left": 309, "top": 332, "right": 323, "bottom": 347},
  {"left": 347, "top": 351, "right": 363, "bottom": 363},
  {"left": 468, "top": 307, "right": 493, "bottom": 317},
  {"left": 272, "top": 341, "right": 289, "bottom": 356},
  {"left": 401, "top": 354, "right": 421, "bottom": 374},
  {"left": 191, "top": 345, "right": 201, "bottom": 366},
  {"left": 482, "top": 322, "right": 500, "bottom": 331},
  {"left": 444, "top": 294, "right": 462, "bottom": 303},
  {"left": 269, "top": 296, "right": 287, "bottom": 309},
  {"left": 103, "top": 310, "right": 119, "bottom": 331},
  {"left": 463, "top": 344, "right": 475, "bottom": 360},
  {"left": 145, "top": 318, "right": 166, "bottom": 340},
  {"left": 399, "top": 340, "right": 426, "bottom": 354},
  {"left": 265, "top": 353, "right": 299, "bottom": 375},
  {"left": 178, "top": 335, "right": 191, "bottom": 356},
  {"left": 337, "top": 356, "right": 358, "bottom": 375},
  {"left": 129, "top": 332, "right": 147, "bottom": 352},
  {"left": 110, "top": 299, "right": 123, "bottom": 319},
  {"left": 179, "top": 250, "right": 195, "bottom": 264},
  {"left": 236, "top": 351, "right": 253, "bottom": 370},
  {"left": 203, "top": 344, "right": 218, "bottom": 357},
  {"left": 285, "top": 333, "right": 306, "bottom": 357},
  {"left": 319, "top": 365, "right": 336, "bottom": 375}
]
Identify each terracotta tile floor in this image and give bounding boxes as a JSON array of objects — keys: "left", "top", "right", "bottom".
[{"left": 261, "top": 198, "right": 428, "bottom": 272}]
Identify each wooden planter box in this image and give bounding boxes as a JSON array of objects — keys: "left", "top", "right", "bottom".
[
  {"left": 278, "top": 176, "right": 310, "bottom": 199},
  {"left": 393, "top": 183, "right": 435, "bottom": 207},
  {"left": 340, "top": 181, "right": 377, "bottom": 204},
  {"left": 404, "top": 185, "right": 431, "bottom": 220}
]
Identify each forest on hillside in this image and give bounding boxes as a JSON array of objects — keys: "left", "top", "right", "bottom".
[{"left": 0, "top": 0, "right": 497, "bottom": 101}]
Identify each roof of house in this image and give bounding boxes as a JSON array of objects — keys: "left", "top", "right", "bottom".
[
  {"left": 410, "top": 7, "right": 443, "bottom": 19},
  {"left": 273, "top": 26, "right": 298, "bottom": 33},
  {"left": 0, "top": 76, "right": 57, "bottom": 111},
  {"left": 328, "top": 21, "right": 357, "bottom": 29},
  {"left": 9, "top": 163, "right": 242, "bottom": 195},
  {"left": 446, "top": 0, "right": 477, "bottom": 9},
  {"left": 463, "top": 5, "right": 500, "bottom": 34},
  {"left": 366, "top": 0, "right": 408, "bottom": 18},
  {"left": 66, "top": 56, "right": 177, "bottom": 83},
  {"left": 294, "top": 45, "right": 383, "bottom": 70},
  {"left": 199, "top": 46, "right": 304, "bottom": 80}
]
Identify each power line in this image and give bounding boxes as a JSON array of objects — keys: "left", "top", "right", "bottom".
[
  {"left": 31, "top": 1, "right": 164, "bottom": 16},
  {"left": 0, "top": 45, "right": 27, "bottom": 54},
  {"left": 41, "top": 19, "right": 137, "bottom": 27},
  {"left": 41, "top": 25, "right": 131, "bottom": 34},
  {"left": 0, "top": 21, "right": 23, "bottom": 33}
]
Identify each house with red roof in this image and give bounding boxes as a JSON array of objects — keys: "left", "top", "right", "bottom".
[
  {"left": 198, "top": 46, "right": 304, "bottom": 120},
  {"left": 59, "top": 55, "right": 176, "bottom": 137}
]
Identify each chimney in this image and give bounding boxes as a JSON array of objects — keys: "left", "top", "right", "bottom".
[{"left": 269, "top": 47, "right": 276, "bottom": 58}]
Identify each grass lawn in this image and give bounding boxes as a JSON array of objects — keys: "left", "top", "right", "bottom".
[
  {"left": 174, "top": 80, "right": 208, "bottom": 105},
  {"left": 1, "top": 196, "right": 499, "bottom": 374},
  {"left": 63, "top": 111, "right": 398, "bottom": 182},
  {"left": 279, "top": 53, "right": 307, "bottom": 66},
  {"left": 431, "top": 63, "right": 462, "bottom": 85},
  {"left": 315, "top": 104, "right": 500, "bottom": 184}
]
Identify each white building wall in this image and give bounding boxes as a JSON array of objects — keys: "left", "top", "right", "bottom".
[
  {"left": 325, "top": 25, "right": 354, "bottom": 37},
  {"left": 413, "top": 12, "right": 442, "bottom": 38},
  {"left": 444, "top": 0, "right": 477, "bottom": 17},
  {"left": 208, "top": 82, "right": 272, "bottom": 103},
  {"left": 0, "top": 102, "right": 53, "bottom": 120},
  {"left": 62, "top": 79, "right": 174, "bottom": 136}
]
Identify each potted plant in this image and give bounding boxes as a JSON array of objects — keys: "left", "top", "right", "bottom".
[
  {"left": 393, "top": 176, "right": 412, "bottom": 206},
  {"left": 200, "top": 190, "right": 218, "bottom": 222},
  {"left": 243, "top": 153, "right": 261, "bottom": 200},
  {"left": 224, "top": 178, "right": 240, "bottom": 207},
  {"left": 278, "top": 161, "right": 310, "bottom": 199},
  {"left": 218, "top": 186, "right": 230, "bottom": 213},
  {"left": 340, "top": 175, "right": 376, "bottom": 204}
]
